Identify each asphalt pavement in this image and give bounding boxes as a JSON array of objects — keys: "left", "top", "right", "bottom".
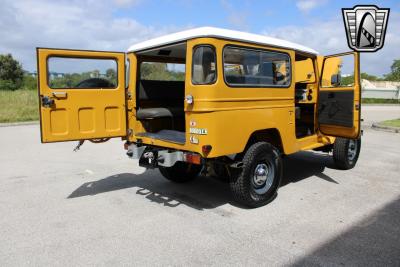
[{"left": 0, "top": 105, "right": 399, "bottom": 266}]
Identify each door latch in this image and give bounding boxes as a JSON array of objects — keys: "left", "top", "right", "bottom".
[{"left": 41, "top": 96, "right": 54, "bottom": 108}]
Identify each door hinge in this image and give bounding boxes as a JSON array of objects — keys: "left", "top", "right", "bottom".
[{"left": 126, "top": 90, "right": 132, "bottom": 100}]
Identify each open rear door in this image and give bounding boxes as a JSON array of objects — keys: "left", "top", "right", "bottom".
[
  {"left": 317, "top": 52, "right": 361, "bottom": 139},
  {"left": 37, "top": 48, "right": 126, "bottom": 143}
]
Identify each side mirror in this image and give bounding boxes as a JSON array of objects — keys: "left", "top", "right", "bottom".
[{"left": 331, "top": 74, "right": 341, "bottom": 86}]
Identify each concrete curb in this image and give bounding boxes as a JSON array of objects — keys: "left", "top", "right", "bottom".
[
  {"left": 0, "top": 121, "right": 39, "bottom": 128},
  {"left": 362, "top": 103, "right": 400, "bottom": 106},
  {"left": 372, "top": 123, "right": 400, "bottom": 133}
]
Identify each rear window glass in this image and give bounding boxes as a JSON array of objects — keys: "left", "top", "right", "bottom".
[
  {"left": 192, "top": 46, "right": 216, "bottom": 84},
  {"left": 140, "top": 62, "right": 185, "bottom": 81},
  {"left": 223, "top": 46, "right": 291, "bottom": 87},
  {"left": 47, "top": 57, "right": 117, "bottom": 89}
]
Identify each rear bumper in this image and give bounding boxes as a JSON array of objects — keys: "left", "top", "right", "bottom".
[{"left": 126, "top": 143, "right": 202, "bottom": 168}]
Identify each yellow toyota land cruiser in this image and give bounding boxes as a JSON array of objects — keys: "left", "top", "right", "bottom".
[{"left": 37, "top": 27, "right": 361, "bottom": 207}]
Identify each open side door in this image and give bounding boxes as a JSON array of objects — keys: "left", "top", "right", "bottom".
[
  {"left": 37, "top": 48, "right": 127, "bottom": 143},
  {"left": 317, "top": 52, "right": 361, "bottom": 139}
]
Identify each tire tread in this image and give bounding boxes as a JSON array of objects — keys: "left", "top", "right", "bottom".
[{"left": 230, "top": 142, "right": 281, "bottom": 208}]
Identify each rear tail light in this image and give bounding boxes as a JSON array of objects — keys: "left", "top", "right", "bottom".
[
  {"left": 184, "top": 153, "right": 202, "bottom": 165},
  {"left": 202, "top": 145, "right": 212, "bottom": 155}
]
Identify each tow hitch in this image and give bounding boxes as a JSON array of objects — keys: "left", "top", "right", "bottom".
[
  {"left": 139, "top": 151, "right": 158, "bottom": 168},
  {"left": 126, "top": 143, "right": 201, "bottom": 169}
]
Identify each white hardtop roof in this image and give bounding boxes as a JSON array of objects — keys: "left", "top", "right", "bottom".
[{"left": 127, "top": 27, "right": 318, "bottom": 55}]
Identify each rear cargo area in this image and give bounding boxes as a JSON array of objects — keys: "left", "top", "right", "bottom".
[
  {"left": 134, "top": 42, "right": 187, "bottom": 144},
  {"left": 136, "top": 80, "right": 186, "bottom": 144}
]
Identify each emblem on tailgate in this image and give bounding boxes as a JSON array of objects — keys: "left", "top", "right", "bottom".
[{"left": 189, "top": 128, "right": 208, "bottom": 135}]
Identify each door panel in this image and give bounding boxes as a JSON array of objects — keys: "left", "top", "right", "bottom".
[
  {"left": 37, "top": 48, "right": 126, "bottom": 143},
  {"left": 318, "top": 90, "right": 354, "bottom": 127},
  {"left": 317, "top": 52, "right": 360, "bottom": 139}
]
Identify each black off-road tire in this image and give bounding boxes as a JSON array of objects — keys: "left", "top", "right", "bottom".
[
  {"left": 333, "top": 137, "right": 361, "bottom": 170},
  {"left": 159, "top": 162, "right": 202, "bottom": 183},
  {"left": 229, "top": 142, "right": 282, "bottom": 208}
]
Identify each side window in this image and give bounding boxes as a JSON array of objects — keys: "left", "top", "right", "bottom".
[
  {"left": 223, "top": 46, "right": 291, "bottom": 87},
  {"left": 192, "top": 46, "right": 217, "bottom": 84},
  {"left": 47, "top": 57, "right": 117, "bottom": 89},
  {"left": 321, "top": 54, "right": 355, "bottom": 87}
]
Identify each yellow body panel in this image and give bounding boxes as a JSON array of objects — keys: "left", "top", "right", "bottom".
[
  {"left": 37, "top": 49, "right": 126, "bottom": 142},
  {"left": 37, "top": 38, "right": 359, "bottom": 158},
  {"left": 126, "top": 38, "right": 345, "bottom": 158}
]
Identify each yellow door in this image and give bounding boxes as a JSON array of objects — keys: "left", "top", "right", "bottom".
[
  {"left": 37, "top": 48, "right": 127, "bottom": 143},
  {"left": 317, "top": 52, "right": 361, "bottom": 139}
]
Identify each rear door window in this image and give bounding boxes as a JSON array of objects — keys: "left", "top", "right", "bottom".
[{"left": 47, "top": 57, "right": 117, "bottom": 89}]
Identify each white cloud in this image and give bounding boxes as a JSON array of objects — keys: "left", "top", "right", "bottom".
[
  {"left": 296, "top": 0, "right": 327, "bottom": 13},
  {"left": 262, "top": 12, "right": 400, "bottom": 76},
  {"left": 113, "top": 0, "right": 141, "bottom": 8},
  {"left": 0, "top": 0, "right": 187, "bottom": 71},
  {"left": 220, "top": 0, "right": 249, "bottom": 31}
]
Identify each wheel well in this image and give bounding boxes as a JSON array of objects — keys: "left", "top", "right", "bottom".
[{"left": 245, "top": 129, "right": 284, "bottom": 153}]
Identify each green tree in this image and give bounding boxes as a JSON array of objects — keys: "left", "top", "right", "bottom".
[
  {"left": 106, "top": 68, "right": 117, "bottom": 85},
  {"left": 360, "top": 72, "right": 381, "bottom": 81},
  {"left": 0, "top": 54, "right": 24, "bottom": 90},
  {"left": 384, "top": 59, "right": 400, "bottom": 81},
  {"left": 340, "top": 72, "right": 385, "bottom": 86},
  {"left": 341, "top": 74, "right": 355, "bottom": 86},
  {"left": 22, "top": 73, "right": 37, "bottom": 90},
  {"left": 140, "top": 62, "right": 185, "bottom": 81}
]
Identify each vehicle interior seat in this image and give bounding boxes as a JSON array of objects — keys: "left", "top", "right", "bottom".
[
  {"left": 258, "top": 62, "right": 274, "bottom": 85},
  {"left": 136, "top": 80, "right": 184, "bottom": 120}
]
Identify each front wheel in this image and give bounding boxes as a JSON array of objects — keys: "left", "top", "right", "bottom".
[
  {"left": 159, "top": 162, "right": 202, "bottom": 183},
  {"left": 229, "top": 142, "right": 282, "bottom": 208},
  {"left": 333, "top": 137, "right": 361, "bottom": 170}
]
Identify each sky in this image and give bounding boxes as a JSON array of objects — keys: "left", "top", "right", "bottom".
[{"left": 0, "top": 0, "right": 399, "bottom": 76}]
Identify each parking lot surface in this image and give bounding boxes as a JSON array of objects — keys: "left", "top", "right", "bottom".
[{"left": 0, "top": 105, "right": 399, "bottom": 266}]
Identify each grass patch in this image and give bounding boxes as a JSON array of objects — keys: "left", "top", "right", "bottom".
[
  {"left": 0, "top": 89, "right": 39, "bottom": 123},
  {"left": 0, "top": 89, "right": 398, "bottom": 123},
  {"left": 362, "top": 98, "right": 400, "bottom": 104},
  {"left": 380, "top": 118, "right": 400, "bottom": 128}
]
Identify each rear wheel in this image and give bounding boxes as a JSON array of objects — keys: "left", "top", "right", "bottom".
[
  {"left": 229, "top": 142, "right": 282, "bottom": 208},
  {"left": 333, "top": 137, "right": 361, "bottom": 170},
  {"left": 159, "top": 162, "right": 202, "bottom": 183}
]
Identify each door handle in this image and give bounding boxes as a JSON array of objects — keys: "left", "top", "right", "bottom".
[
  {"left": 41, "top": 96, "right": 55, "bottom": 108},
  {"left": 52, "top": 91, "right": 67, "bottom": 98}
]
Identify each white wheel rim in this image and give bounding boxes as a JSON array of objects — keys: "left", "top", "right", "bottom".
[
  {"left": 347, "top": 140, "right": 358, "bottom": 161},
  {"left": 252, "top": 162, "right": 275, "bottom": 194}
]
